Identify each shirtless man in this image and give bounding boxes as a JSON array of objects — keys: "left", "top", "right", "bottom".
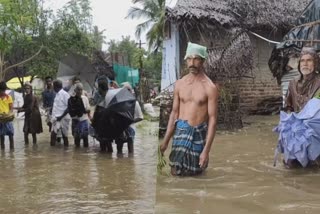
[{"left": 160, "top": 42, "right": 219, "bottom": 176}]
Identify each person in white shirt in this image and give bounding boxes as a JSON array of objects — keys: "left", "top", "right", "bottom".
[
  {"left": 68, "top": 83, "right": 90, "bottom": 147},
  {"left": 51, "top": 79, "right": 71, "bottom": 146}
]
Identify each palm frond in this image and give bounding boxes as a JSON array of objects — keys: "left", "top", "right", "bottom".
[
  {"left": 146, "top": 21, "right": 163, "bottom": 52},
  {"left": 128, "top": 0, "right": 165, "bottom": 50},
  {"left": 135, "top": 19, "right": 154, "bottom": 39},
  {"left": 126, "top": 7, "right": 153, "bottom": 20}
]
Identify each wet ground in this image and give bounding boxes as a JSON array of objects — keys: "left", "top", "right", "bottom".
[
  {"left": 155, "top": 115, "right": 320, "bottom": 214},
  {"left": 2, "top": 114, "right": 320, "bottom": 213},
  {"left": 0, "top": 118, "right": 158, "bottom": 214}
]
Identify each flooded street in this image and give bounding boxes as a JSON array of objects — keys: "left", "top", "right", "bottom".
[
  {"left": 3, "top": 114, "right": 320, "bottom": 213},
  {"left": 0, "top": 118, "right": 158, "bottom": 213},
  {"left": 156, "top": 115, "right": 320, "bottom": 214}
]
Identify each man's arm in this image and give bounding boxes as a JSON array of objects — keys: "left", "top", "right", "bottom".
[
  {"left": 199, "top": 83, "right": 218, "bottom": 168},
  {"left": 57, "top": 93, "right": 70, "bottom": 121},
  {"left": 160, "top": 80, "right": 180, "bottom": 154},
  {"left": 57, "top": 108, "right": 69, "bottom": 121}
]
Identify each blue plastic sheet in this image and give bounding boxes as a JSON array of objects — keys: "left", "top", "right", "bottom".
[{"left": 274, "top": 98, "right": 320, "bottom": 167}]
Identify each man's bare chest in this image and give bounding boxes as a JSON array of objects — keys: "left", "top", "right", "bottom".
[{"left": 180, "top": 87, "right": 208, "bottom": 104}]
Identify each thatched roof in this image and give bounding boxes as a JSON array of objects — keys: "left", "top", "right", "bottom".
[
  {"left": 206, "top": 32, "right": 253, "bottom": 81},
  {"left": 166, "top": 0, "right": 311, "bottom": 32},
  {"left": 92, "top": 51, "right": 115, "bottom": 80}
]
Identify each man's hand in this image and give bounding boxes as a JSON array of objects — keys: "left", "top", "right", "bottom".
[
  {"left": 159, "top": 143, "right": 168, "bottom": 155},
  {"left": 199, "top": 151, "right": 209, "bottom": 168}
]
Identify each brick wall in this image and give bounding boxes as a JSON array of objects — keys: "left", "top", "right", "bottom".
[
  {"left": 238, "top": 36, "right": 282, "bottom": 113},
  {"left": 238, "top": 80, "right": 281, "bottom": 113}
]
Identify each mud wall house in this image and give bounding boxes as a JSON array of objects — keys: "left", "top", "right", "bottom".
[{"left": 159, "top": 0, "right": 310, "bottom": 134}]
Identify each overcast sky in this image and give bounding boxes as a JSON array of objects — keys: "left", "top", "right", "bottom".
[{"left": 45, "top": 0, "right": 146, "bottom": 50}]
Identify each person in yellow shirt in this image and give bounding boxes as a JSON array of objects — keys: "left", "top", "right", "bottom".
[{"left": 0, "top": 82, "right": 14, "bottom": 150}]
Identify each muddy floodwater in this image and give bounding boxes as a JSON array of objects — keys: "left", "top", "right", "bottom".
[
  {"left": 2, "top": 115, "right": 320, "bottom": 214},
  {"left": 0, "top": 118, "right": 158, "bottom": 213},
  {"left": 156, "top": 115, "right": 320, "bottom": 214}
]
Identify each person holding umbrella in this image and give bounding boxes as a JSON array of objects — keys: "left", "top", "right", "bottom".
[
  {"left": 115, "top": 82, "right": 143, "bottom": 154},
  {"left": 91, "top": 79, "right": 137, "bottom": 153},
  {"left": 91, "top": 79, "right": 113, "bottom": 152}
]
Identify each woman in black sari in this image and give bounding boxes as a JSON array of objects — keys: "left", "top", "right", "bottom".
[{"left": 18, "top": 82, "right": 43, "bottom": 144}]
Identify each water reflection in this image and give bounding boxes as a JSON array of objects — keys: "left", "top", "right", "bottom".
[
  {"left": 155, "top": 115, "right": 320, "bottom": 214},
  {"left": 0, "top": 118, "right": 158, "bottom": 213}
]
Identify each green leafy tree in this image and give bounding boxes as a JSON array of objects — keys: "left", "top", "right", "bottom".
[
  {"left": 8, "top": 0, "right": 53, "bottom": 84},
  {"left": 143, "top": 51, "right": 162, "bottom": 81},
  {"left": 0, "top": 0, "right": 43, "bottom": 81},
  {"left": 59, "top": 0, "right": 92, "bottom": 33},
  {"left": 127, "top": 0, "right": 165, "bottom": 52},
  {"left": 108, "top": 36, "right": 142, "bottom": 68},
  {"left": 1, "top": 0, "right": 97, "bottom": 82},
  {"left": 27, "top": 0, "right": 96, "bottom": 78}
]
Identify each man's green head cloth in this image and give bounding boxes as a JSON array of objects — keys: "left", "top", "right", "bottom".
[{"left": 184, "top": 42, "right": 208, "bottom": 60}]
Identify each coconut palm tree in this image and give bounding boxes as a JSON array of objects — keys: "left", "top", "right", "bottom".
[
  {"left": 92, "top": 25, "right": 106, "bottom": 50},
  {"left": 127, "top": 0, "right": 165, "bottom": 52}
]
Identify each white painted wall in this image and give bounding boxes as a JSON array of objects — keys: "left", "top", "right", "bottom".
[{"left": 161, "top": 23, "right": 180, "bottom": 92}]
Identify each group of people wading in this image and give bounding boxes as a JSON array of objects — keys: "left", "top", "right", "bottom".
[{"left": 0, "top": 76, "right": 142, "bottom": 155}]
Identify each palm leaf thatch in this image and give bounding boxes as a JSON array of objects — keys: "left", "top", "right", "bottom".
[
  {"left": 207, "top": 31, "right": 253, "bottom": 81},
  {"left": 166, "top": 0, "right": 310, "bottom": 32}
]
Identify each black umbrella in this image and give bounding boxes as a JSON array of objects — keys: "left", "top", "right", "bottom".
[{"left": 92, "top": 88, "right": 136, "bottom": 139}]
